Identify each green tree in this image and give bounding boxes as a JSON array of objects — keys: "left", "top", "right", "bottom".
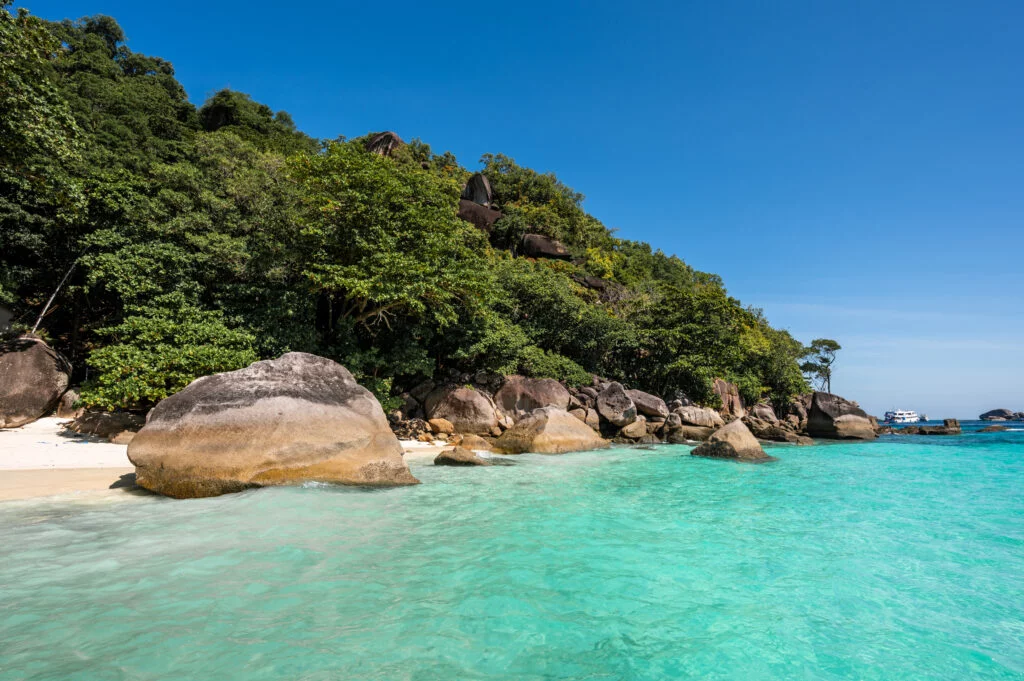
[{"left": 800, "top": 338, "right": 841, "bottom": 393}]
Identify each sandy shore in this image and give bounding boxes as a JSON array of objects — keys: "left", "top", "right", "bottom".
[{"left": 0, "top": 418, "right": 453, "bottom": 502}]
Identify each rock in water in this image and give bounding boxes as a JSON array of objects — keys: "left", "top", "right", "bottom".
[
  {"left": 691, "top": 420, "right": 776, "bottom": 462},
  {"left": 521, "top": 234, "right": 572, "bottom": 260},
  {"left": 495, "top": 407, "right": 609, "bottom": 454},
  {"left": 128, "top": 353, "right": 418, "bottom": 498},
  {"left": 0, "top": 336, "right": 71, "bottom": 429},
  {"left": 461, "top": 173, "right": 494, "bottom": 206},
  {"left": 494, "top": 375, "right": 571, "bottom": 422},
  {"left": 364, "top": 131, "right": 404, "bottom": 156},
  {"left": 423, "top": 386, "right": 499, "bottom": 435},
  {"left": 806, "top": 392, "right": 876, "bottom": 440},
  {"left": 596, "top": 382, "right": 637, "bottom": 427},
  {"left": 979, "top": 408, "right": 1015, "bottom": 421},
  {"left": 434, "top": 446, "right": 491, "bottom": 466},
  {"left": 625, "top": 389, "right": 669, "bottom": 419}
]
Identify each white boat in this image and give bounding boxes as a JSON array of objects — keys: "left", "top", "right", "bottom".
[{"left": 884, "top": 409, "right": 922, "bottom": 424}]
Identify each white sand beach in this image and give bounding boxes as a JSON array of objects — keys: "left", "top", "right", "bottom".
[{"left": 0, "top": 417, "right": 450, "bottom": 501}]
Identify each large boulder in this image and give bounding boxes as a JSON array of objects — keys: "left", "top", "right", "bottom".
[
  {"left": 495, "top": 407, "right": 609, "bottom": 454},
  {"left": 691, "top": 420, "right": 776, "bottom": 462},
  {"left": 127, "top": 353, "right": 418, "bottom": 498},
  {"left": 424, "top": 385, "right": 499, "bottom": 435},
  {"left": 0, "top": 335, "right": 71, "bottom": 429},
  {"left": 625, "top": 389, "right": 669, "bottom": 419},
  {"left": 596, "top": 382, "right": 637, "bottom": 427},
  {"left": 55, "top": 389, "right": 84, "bottom": 419},
  {"left": 665, "top": 413, "right": 714, "bottom": 443},
  {"left": 806, "top": 392, "right": 876, "bottom": 440},
  {"left": 750, "top": 403, "right": 778, "bottom": 422},
  {"left": 620, "top": 416, "right": 648, "bottom": 439},
  {"left": 980, "top": 408, "right": 1015, "bottom": 421},
  {"left": 494, "top": 375, "right": 571, "bottom": 422},
  {"left": 461, "top": 173, "right": 494, "bottom": 206},
  {"left": 457, "top": 200, "right": 502, "bottom": 232},
  {"left": 435, "top": 446, "right": 491, "bottom": 467},
  {"left": 521, "top": 234, "right": 571, "bottom": 260},
  {"left": 673, "top": 405, "right": 724, "bottom": 429},
  {"left": 713, "top": 378, "right": 746, "bottom": 419},
  {"left": 744, "top": 417, "right": 813, "bottom": 445},
  {"left": 364, "top": 131, "right": 404, "bottom": 156}
]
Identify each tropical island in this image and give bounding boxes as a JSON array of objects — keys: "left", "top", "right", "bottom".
[{"left": 0, "top": 7, "right": 949, "bottom": 497}]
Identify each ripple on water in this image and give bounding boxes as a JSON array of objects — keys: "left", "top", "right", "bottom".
[{"left": 1, "top": 434, "right": 1023, "bottom": 680}]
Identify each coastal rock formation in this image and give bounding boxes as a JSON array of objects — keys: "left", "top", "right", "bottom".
[
  {"left": 521, "top": 234, "right": 572, "bottom": 260},
  {"left": 424, "top": 386, "right": 499, "bottom": 435},
  {"left": 979, "top": 409, "right": 1015, "bottom": 421},
  {"left": 435, "top": 446, "right": 492, "bottom": 466},
  {"left": 0, "top": 336, "right": 71, "bottom": 429},
  {"left": 712, "top": 378, "right": 746, "bottom": 420},
  {"left": 979, "top": 425, "right": 1008, "bottom": 433},
  {"left": 457, "top": 433, "right": 495, "bottom": 450},
  {"left": 893, "top": 419, "right": 962, "bottom": 436},
  {"left": 428, "top": 418, "right": 455, "bottom": 434},
  {"left": 457, "top": 200, "right": 502, "bottom": 232},
  {"left": 751, "top": 403, "right": 778, "bottom": 422},
  {"left": 806, "top": 392, "right": 876, "bottom": 440},
  {"left": 127, "top": 353, "right": 418, "bottom": 498},
  {"left": 744, "top": 417, "right": 812, "bottom": 445},
  {"left": 66, "top": 410, "right": 145, "bottom": 442},
  {"left": 494, "top": 375, "right": 571, "bottom": 421},
  {"left": 56, "top": 388, "right": 84, "bottom": 419},
  {"left": 625, "top": 389, "right": 669, "bottom": 419},
  {"left": 495, "top": 407, "right": 609, "bottom": 454},
  {"left": 620, "top": 415, "right": 648, "bottom": 439},
  {"left": 461, "top": 173, "right": 494, "bottom": 206},
  {"left": 364, "top": 131, "right": 404, "bottom": 156},
  {"left": 596, "top": 382, "right": 637, "bottom": 427},
  {"left": 691, "top": 420, "right": 776, "bottom": 462},
  {"left": 673, "top": 405, "right": 724, "bottom": 429}
]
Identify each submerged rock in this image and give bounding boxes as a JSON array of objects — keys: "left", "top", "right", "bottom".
[
  {"left": 494, "top": 375, "right": 570, "bottom": 422},
  {"left": 495, "top": 407, "right": 609, "bottom": 454},
  {"left": 806, "top": 392, "right": 876, "bottom": 440},
  {"left": 979, "top": 425, "right": 1008, "bottom": 433},
  {"left": 691, "top": 420, "right": 776, "bottom": 462},
  {"left": 128, "top": 353, "right": 418, "bottom": 498},
  {"left": 0, "top": 335, "right": 71, "bottom": 429}
]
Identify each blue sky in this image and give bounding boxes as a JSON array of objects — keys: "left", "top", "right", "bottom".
[{"left": 27, "top": 0, "right": 1024, "bottom": 417}]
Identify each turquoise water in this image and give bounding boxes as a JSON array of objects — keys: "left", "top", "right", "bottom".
[{"left": 1, "top": 425, "right": 1023, "bottom": 680}]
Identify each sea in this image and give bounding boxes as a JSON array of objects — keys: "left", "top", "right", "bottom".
[{"left": 1, "top": 421, "right": 1021, "bottom": 680}]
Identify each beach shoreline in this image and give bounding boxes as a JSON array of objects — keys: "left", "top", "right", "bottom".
[{"left": 0, "top": 418, "right": 451, "bottom": 502}]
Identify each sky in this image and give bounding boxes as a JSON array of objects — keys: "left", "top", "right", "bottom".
[{"left": 25, "top": 0, "right": 1024, "bottom": 418}]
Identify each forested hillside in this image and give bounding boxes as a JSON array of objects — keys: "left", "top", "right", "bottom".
[{"left": 1, "top": 5, "right": 809, "bottom": 412}]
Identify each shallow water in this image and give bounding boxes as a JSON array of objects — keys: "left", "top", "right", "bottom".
[{"left": 1, "top": 425, "right": 1022, "bottom": 680}]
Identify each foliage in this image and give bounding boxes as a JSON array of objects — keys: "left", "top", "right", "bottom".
[
  {"left": 81, "top": 293, "right": 257, "bottom": 410},
  {"left": 1, "top": 7, "right": 821, "bottom": 413},
  {"left": 800, "top": 338, "right": 841, "bottom": 394}
]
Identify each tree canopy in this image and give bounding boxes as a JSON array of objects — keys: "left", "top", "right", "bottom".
[{"left": 0, "top": 7, "right": 814, "bottom": 411}]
